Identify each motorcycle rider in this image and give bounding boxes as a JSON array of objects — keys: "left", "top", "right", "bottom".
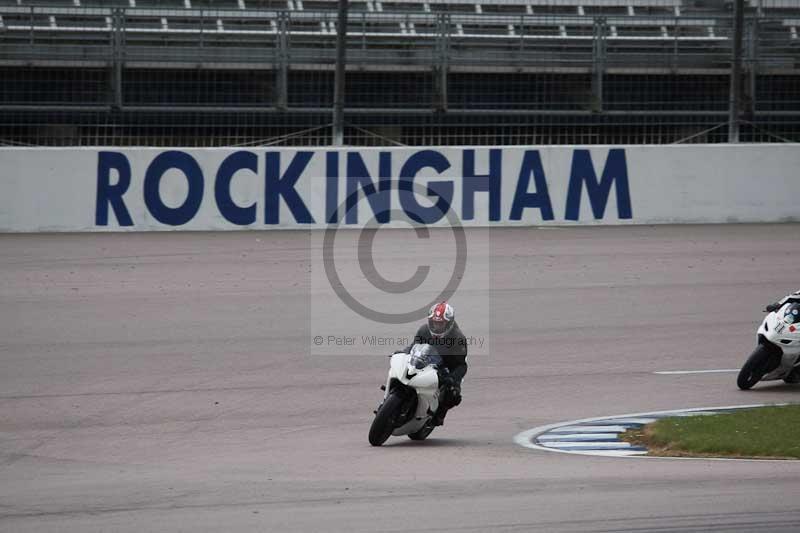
[
  {"left": 765, "top": 289, "right": 800, "bottom": 383},
  {"left": 402, "top": 301, "right": 468, "bottom": 426}
]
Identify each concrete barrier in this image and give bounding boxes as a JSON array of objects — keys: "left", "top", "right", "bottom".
[{"left": 0, "top": 144, "right": 798, "bottom": 232}]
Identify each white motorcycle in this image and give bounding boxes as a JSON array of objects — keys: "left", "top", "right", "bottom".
[
  {"left": 737, "top": 302, "right": 800, "bottom": 390},
  {"left": 369, "top": 344, "right": 444, "bottom": 446}
]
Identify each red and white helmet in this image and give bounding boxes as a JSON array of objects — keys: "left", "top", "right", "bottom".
[{"left": 427, "top": 301, "right": 455, "bottom": 338}]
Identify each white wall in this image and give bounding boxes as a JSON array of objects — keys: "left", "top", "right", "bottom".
[{"left": 0, "top": 144, "right": 798, "bottom": 232}]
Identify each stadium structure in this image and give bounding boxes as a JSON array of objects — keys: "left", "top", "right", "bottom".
[{"left": 0, "top": 0, "right": 798, "bottom": 145}]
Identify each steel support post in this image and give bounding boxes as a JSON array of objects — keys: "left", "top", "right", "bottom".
[{"left": 332, "top": 0, "right": 348, "bottom": 146}]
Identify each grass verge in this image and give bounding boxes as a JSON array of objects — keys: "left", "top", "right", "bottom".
[{"left": 620, "top": 405, "right": 800, "bottom": 459}]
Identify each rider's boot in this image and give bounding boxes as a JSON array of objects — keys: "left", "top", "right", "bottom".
[{"left": 431, "top": 406, "right": 449, "bottom": 427}]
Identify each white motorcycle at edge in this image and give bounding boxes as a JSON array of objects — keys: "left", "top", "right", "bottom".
[
  {"left": 737, "top": 301, "right": 800, "bottom": 390},
  {"left": 369, "top": 344, "right": 444, "bottom": 446}
]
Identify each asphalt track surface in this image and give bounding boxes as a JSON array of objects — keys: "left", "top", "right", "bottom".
[{"left": 2, "top": 225, "right": 800, "bottom": 532}]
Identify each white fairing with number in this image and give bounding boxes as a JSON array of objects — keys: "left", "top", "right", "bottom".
[
  {"left": 757, "top": 304, "right": 800, "bottom": 380},
  {"left": 382, "top": 345, "right": 441, "bottom": 436}
]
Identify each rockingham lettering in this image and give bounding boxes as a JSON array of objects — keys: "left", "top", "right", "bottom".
[{"left": 94, "top": 148, "right": 633, "bottom": 227}]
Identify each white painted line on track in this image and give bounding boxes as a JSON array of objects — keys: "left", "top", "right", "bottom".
[
  {"left": 541, "top": 441, "right": 637, "bottom": 449},
  {"left": 654, "top": 369, "right": 739, "bottom": 375},
  {"left": 601, "top": 418, "right": 658, "bottom": 425},
  {"left": 550, "top": 425, "right": 632, "bottom": 433},
  {"left": 669, "top": 411, "right": 722, "bottom": 417},
  {"left": 575, "top": 450, "right": 648, "bottom": 457},
  {"left": 513, "top": 404, "right": 800, "bottom": 461},
  {"left": 536, "top": 433, "right": 621, "bottom": 441}
]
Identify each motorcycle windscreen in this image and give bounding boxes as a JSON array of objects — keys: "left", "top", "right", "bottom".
[{"left": 409, "top": 343, "right": 442, "bottom": 369}]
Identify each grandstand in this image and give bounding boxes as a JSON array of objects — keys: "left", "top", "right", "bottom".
[{"left": 0, "top": 0, "right": 798, "bottom": 145}]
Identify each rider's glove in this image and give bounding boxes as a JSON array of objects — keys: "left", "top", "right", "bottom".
[
  {"left": 440, "top": 375, "right": 462, "bottom": 408},
  {"left": 765, "top": 302, "right": 781, "bottom": 313}
]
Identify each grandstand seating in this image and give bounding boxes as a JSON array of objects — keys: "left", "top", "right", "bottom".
[
  {"left": 0, "top": 2, "right": 733, "bottom": 47},
  {"left": 0, "top": 0, "right": 742, "bottom": 42},
  {"left": 0, "top": 0, "right": 795, "bottom": 57},
  {"left": 0, "top": 0, "right": 798, "bottom": 146},
  {"left": 0, "top": 1, "right": 749, "bottom": 74},
  {"left": 0, "top": 0, "right": 794, "bottom": 57}
]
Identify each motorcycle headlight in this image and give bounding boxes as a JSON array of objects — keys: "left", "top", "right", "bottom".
[{"left": 409, "top": 353, "right": 429, "bottom": 370}]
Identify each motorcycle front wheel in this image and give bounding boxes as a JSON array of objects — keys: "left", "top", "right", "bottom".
[
  {"left": 369, "top": 391, "right": 404, "bottom": 446},
  {"left": 737, "top": 345, "right": 778, "bottom": 390}
]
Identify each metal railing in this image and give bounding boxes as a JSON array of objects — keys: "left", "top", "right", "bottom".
[
  {"left": 0, "top": 6, "right": 753, "bottom": 68},
  {"left": 1, "top": 2, "right": 799, "bottom": 145}
]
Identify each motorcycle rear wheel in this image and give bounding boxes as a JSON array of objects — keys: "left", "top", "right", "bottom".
[
  {"left": 369, "top": 391, "right": 404, "bottom": 446},
  {"left": 737, "top": 345, "right": 778, "bottom": 390}
]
